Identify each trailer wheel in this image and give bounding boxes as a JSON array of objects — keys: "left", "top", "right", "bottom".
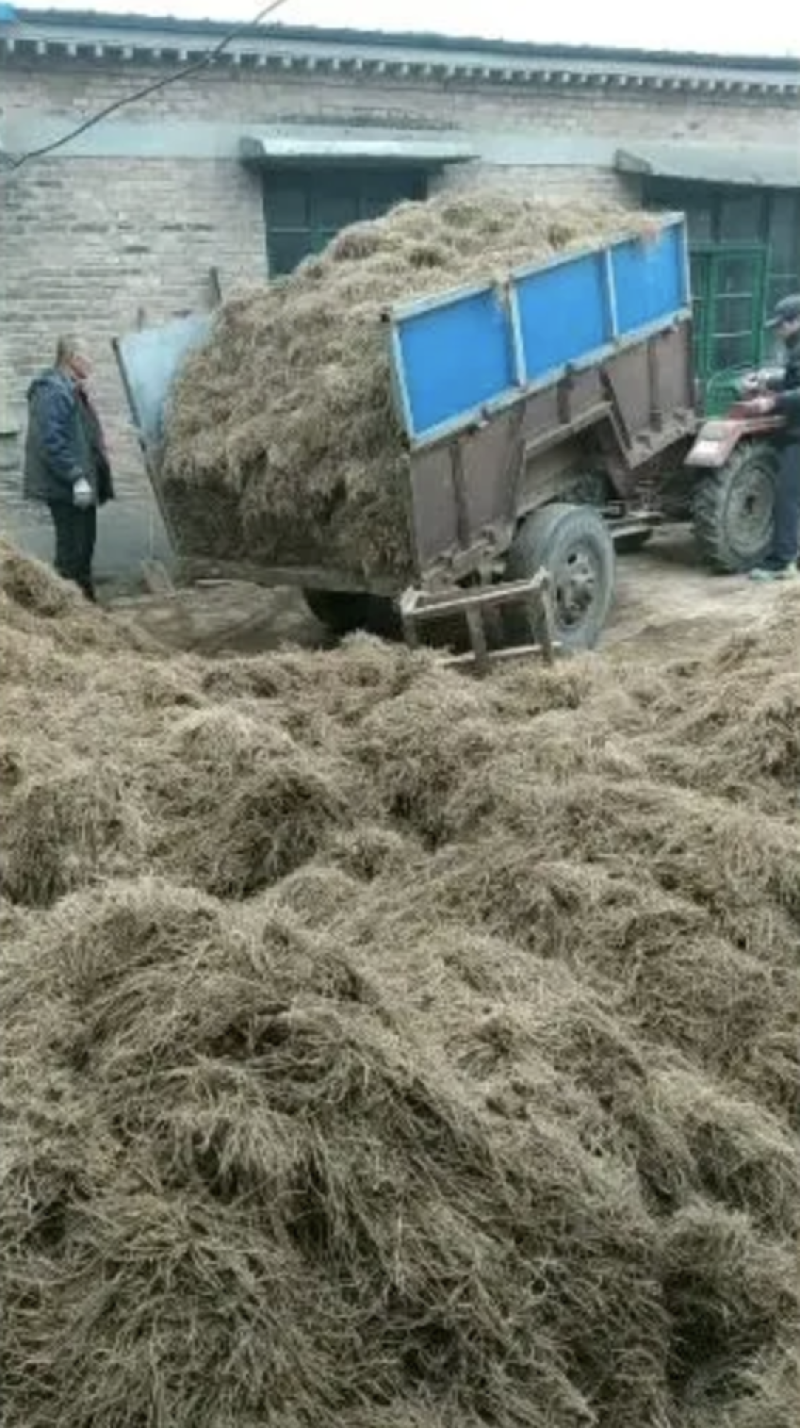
[
  {"left": 303, "top": 589, "right": 401, "bottom": 639},
  {"left": 505, "top": 502, "right": 616, "bottom": 652},
  {"left": 567, "top": 471, "right": 653, "bottom": 553},
  {"left": 303, "top": 589, "right": 373, "bottom": 636},
  {"left": 692, "top": 441, "right": 778, "bottom": 573},
  {"left": 614, "top": 528, "right": 654, "bottom": 555}
]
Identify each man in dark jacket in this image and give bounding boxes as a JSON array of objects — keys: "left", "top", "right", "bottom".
[
  {"left": 742, "top": 295, "right": 800, "bottom": 582},
  {"left": 24, "top": 335, "right": 114, "bottom": 601}
]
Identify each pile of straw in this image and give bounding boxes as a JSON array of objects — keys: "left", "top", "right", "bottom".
[
  {"left": 2, "top": 548, "right": 800, "bottom": 1428},
  {"left": 162, "top": 191, "right": 653, "bottom": 578}
]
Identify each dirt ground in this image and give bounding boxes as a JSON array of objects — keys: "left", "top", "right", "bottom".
[{"left": 110, "top": 527, "right": 791, "bottom": 665}]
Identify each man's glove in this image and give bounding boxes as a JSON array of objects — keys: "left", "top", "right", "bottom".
[
  {"left": 72, "top": 476, "right": 94, "bottom": 509},
  {"left": 740, "top": 395, "right": 777, "bottom": 416},
  {"left": 740, "top": 369, "right": 779, "bottom": 396}
]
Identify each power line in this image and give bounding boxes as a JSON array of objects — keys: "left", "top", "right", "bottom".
[{"left": 4, "top": 0, "right": 292, "bottom": 173}]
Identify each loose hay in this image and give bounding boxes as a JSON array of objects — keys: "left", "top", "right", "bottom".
[
  {"left": 145, "top": 707, "right": 363, "bottom": 897},
  {"left": 0, "top": 536, "right": 156, "bottom": 656},
  {"left": 1, "top": 764, "right": 146, "bottom": 908},
  {"left": 161, "top": 191, "right": 656, "bottom": 577},
  {"left": 2, "top": 544, "right": 800, "bottom": 1428}
]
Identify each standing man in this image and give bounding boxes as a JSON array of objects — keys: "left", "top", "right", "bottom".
[
  {"left": 23, "top": 335, "right": 114, "bottom": 601},
  {"left": 742, "top": 296, "right": 800, "bottom": 582}
]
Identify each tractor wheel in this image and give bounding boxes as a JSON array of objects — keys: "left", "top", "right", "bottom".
[
  {"left": 504, "top": 502, "right": 616, "bottom": 653},
  {"left": 692, "top": 441, "right": 778, "bottom": 573}
]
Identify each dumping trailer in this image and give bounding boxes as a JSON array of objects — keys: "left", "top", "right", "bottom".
[{"left": 116, "top": 213, "right": 705, "bottom": 659}]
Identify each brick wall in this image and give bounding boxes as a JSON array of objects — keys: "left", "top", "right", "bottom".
[
  {"left": 1, "top": 49, "right": 797, "bottom": 573},
  {"left": 3, "top": 56, "right": 798, "bottom": 141},
  {"left": 435, "top": 163, "right": 633, "bottom": 203},
  {"left": 0, "top": 151, "right": 265, "bottom": 570}
]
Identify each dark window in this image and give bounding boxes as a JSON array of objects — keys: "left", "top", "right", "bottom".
[
  {"left": 767, "top": 193, "right": 800, "bottom": 270},
  {"left": 718, "top": 191, "right": 765, "bottom": 242},
  {"left": 263, "top": 166, "right": 428, "bottom": 276},
  {"left": 684, "top": 203, "right": 714, "bottom": 243},
  {"left": 678, "top": 191, "right": 715, "bottom": 244},
  {"left": 268, "top": 188, "right": 307, "bottom": 228},
  {"left": 644, "top": 178, "right": 714, "bottom": 241},
  {"left": 767, "top": 192, "right": 800, "bottom": 333}
]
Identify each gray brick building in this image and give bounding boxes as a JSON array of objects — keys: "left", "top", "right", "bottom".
[{"left": 1, "top": 7, "right": 799, "bottom": 574}]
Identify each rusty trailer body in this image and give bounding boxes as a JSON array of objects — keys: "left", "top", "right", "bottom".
[{"left": 404, "top": 319, "right": 694, "bottom": 589}]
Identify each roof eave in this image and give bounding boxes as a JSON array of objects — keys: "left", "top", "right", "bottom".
[
  {"left": 616, "top": 142, "right": 800, "bottom": 188},
  {"left": 13, "top": 8, "right": 800, "bottom": 73},
  {"left": 5, "top": 10, "right": 800, "bottom": 92},
  {"left": 2, "top": 41, "right": 798, "bottom": 96}
]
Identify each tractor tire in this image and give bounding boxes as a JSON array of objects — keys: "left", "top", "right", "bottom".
[
  {"left": 692, "top": 441, "right": 779, "bottom": 573},
  {"left": 505, "top": 502, "right": 616, "bottom": 653}
]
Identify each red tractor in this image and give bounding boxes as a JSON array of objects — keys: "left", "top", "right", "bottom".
[{"left": 687, "top": 373, "right": 787, "bottom": 573}]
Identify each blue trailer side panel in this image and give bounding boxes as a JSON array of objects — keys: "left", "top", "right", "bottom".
[
  {"left": 514, "top": 250, "right": 609, "bottom": 382},
  {"left": 611, "top": 224, "right": 686, "bottom": 336},
  {"left": 389, "top": 216, "right": 689, "bottom": 446},
  {"left": 394, "top": 287, "right": 516, "bottom": 441}
]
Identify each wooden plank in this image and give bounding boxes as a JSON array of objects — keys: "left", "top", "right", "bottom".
[
  {"left": 465, "top": 604, "right": 489, "bottom": 675},
  {"left": 408, "top": 573, "right": 549, "bottom": 623},
  {"left": 534, "top": 585, "right": 557, "bottom": 664},
  {"left": 140, "top": 559, "right": 175, "bottom": 596},
  {"left": 400, "top": 589, "right": 422, "bottom": 647},
  {"left": 189, "top": 607, "right": 274, "bottom": 655},
  {"left": 177, "top": 557, "right": 397, "bottom": 597},
  {"left": 399, "top": 586, "right": 422, "bottom": 617},
  {"left": 209, "top": 266, "right": 223, "bottom": 306},
  {"left": 441, "top": 641, "right": 561, "bottom": 669}
]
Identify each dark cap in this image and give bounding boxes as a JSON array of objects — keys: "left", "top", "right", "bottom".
[{"left": 766, "top": 294, "right": 800, "bottom": 328}]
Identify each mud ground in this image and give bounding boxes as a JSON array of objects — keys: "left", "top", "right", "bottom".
[{"left": 110, "top": 527, "right": 792, "bottom": 666}]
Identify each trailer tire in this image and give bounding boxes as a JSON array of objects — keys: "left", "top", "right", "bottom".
[
  {"left": 692, "top": 441, "right": 778, "bottom": 573},
  {"left": 302, "top": 589, "right": 373, "bottom": 636},
  {"left": 505, "top": 502, "right": 615, "bottom": 652},
  {"left": 613, "top": 528, "right": 654, "bottom": 555},
  {"left": 567, "top": 471, "right": 654, "bottom": 554},
  {"left": 303, "top": 589, "right": 401, "bottom": 640}
]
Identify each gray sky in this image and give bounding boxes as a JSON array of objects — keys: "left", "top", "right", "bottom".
[{"left": 15, "top": 0, "right": 800, "bottom": 57}]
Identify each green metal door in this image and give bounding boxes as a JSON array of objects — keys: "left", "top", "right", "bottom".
[{"left": 690, "top": 245, "right": 768, "bottom": 414}]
